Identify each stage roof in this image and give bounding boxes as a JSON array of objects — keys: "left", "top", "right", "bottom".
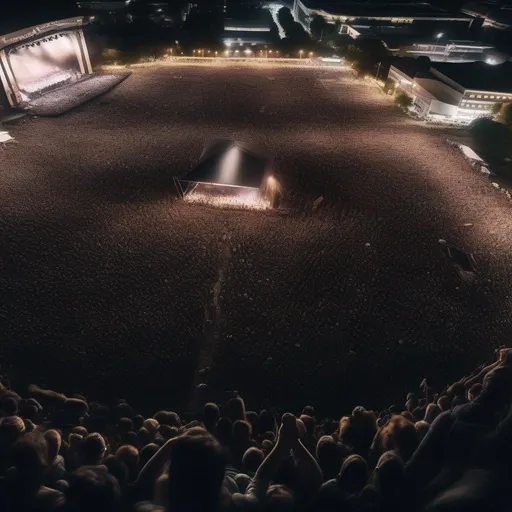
[
  {"left": 0, "top": 17, "right": 90, "bottom": 51},
  {"left": 181, "top": 140, "right": 270, "bottom": 189}
]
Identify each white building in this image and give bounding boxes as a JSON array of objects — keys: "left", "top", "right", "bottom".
[{"left": 388, "top": 60, "right": 512, "bottom": 123}]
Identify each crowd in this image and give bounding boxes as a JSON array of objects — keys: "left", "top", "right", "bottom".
[{"left": 0, "top": 348, "right": 511, "bottom": 512}]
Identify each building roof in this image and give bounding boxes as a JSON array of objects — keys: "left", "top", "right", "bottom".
[
  {"left": 432, "top": 61, "right": 512, "bottom": 92},
  {"left": 181, "top": 140, "right": 270, "bottom": 189},
  {"left": 299, "top": 0, "right": 471, "bottom": 19}
]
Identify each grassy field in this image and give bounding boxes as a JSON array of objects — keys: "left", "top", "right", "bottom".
[{"left": 1, "top": 64, "right": 512, "bottom": 415}]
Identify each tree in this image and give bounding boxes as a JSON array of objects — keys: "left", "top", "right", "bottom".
[
  {"left": 395, "top": 92, "right": 413, "bottom": 110},
  {"left": 310, "top": 15, "right": 327, "bottom": 41},
  {"left": 470, "top": 117, "right": 512, "bottom": 162},
  {"left": 491, "top": 102, "right": 503, "bottom": 116},
  {"left": 277, "top": 7, "right": 295, "bottom": 33}
]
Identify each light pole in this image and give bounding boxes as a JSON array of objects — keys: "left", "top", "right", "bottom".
[{"left": 299, "top": 49, "right": 303, "bottom": 60}]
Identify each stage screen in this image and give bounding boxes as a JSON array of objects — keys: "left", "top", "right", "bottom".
[{"left": 8, "top": 33, "right": 82, "bottom": 99}]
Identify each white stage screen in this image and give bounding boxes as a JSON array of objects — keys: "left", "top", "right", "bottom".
[{"left": 8, "top": 33, "right": 82, "bottom": 99}]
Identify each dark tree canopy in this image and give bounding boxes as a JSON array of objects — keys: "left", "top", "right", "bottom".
[
  {"left": 470, "top": 117, "right": 512, "bottom": 161},
  {"left": 310, "top": 15, "right": 328, "bottom": 41}
]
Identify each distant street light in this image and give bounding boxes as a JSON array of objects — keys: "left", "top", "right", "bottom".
[
  {"left": 436, "top": 32, "right": 444, "bottom": 43},
  {"left": 244, "top": 49, "right": 252, "bottom": 55},
  {"left": 299, "top": 49, "right": 304, "bottom": 59}
]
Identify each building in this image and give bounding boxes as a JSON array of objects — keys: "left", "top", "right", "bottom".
[
  {"left": 294, "top": 0, "right": 474, "bottom": 32},
  {"left": 175, "top": 140, "right": 279, "bottom": 210},
  {"left": 388, "top": 59, "right": 512, "bottom": 122},
  {"left": 222, "top": 18, "right": 273, "bottom": 46},
  {"left": 0, "top": 17, "right": 93, "bottom": 107}
]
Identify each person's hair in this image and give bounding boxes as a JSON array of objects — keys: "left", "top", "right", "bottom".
[
  {"left": 265, "top": 484, "right": 295, "bottom": 512},
  {"left": 142, "top": 418, "right": 159, "bottom": 437},
  {"left": 316, "top": 435, "right": 342, "bottom": 481},
  {"left": 153, "top": 411, "right": 181, "bottom": 427},
  {"left": 437, "top": 395, "right": 451, "bottom": 411},
  {"left": 405, "top": 394, "right": 418, "bottom": 412},
  {"left": 67, "top": 465, "right": 121, "bottom": 512},
  {"left": 424, "top": 404, "right": 441, "bottom": 423},
  {"left": 158, "top": 424, "right": 178, "bottom": 440},
  {"left": 44, "top": 429, "right": 62, "bottom": 462},
  {"left": 9, "top": 434, "right": 48, "bottom": 494},
  {"left": 118, "top": 417, "right": 133, "bottom": 433},
  {"left": 132, "top": 415, "right": 144, "bottom": 430},
  {"left": 373, "top": 450, "right": 404, "bottom": 496},
  {"left": 138, "top": 427, "right": 151, "bottom": 446},
  {"left": 372, "top": 415, "right": 418, "bottom": 463},
  {"left": 113, "top": 402, "right": 134, "bottom": 419},
  {"left": 73, "top": 426, "right": 88, "bottom": 437},
  {"left": 448, "top": 381, "right": 466, "bottom": 397},
  {"left": 299, "top": 414, "right": 316, "bottom": 436},
  {"left": 115, "top": 445, "right": 139, "bottom": 480},
  {"left": 168, "top": 435, "right": 226, "bottom": 512},
  {"left": 140, "top": 443, "right": 160, "bottom": 467},
  {"left": 414, "top": 420, "right": 430, "bottom": 441},
  {"left": 214, "top": 417, "right": 232, "bottom": 446},
  {"left": 468, "top": 383, "right": 483, "bottom": 401},
  {"left": 0, "top": 416, "right": 26, "bottom": 446},
  {"left": 228, "top": 397, "right": 246, "bottom": 422},
  {"left": 83, "top": 433, "right": 107, "bottom": 464},
  {"left": 232, "top": 420, "right": 252, "bottom": 442},
  {"left": 245, "top": 411, "right": 259, "bottom": 437},
  {"left": 338, "top": 407, "right": 377, "bottom": 459},
  {"left": 302, "top": 405, "right": 315, "bottom": 417},
  {"left": 400, "top": 411, "right": 415, "bottom": 422},
  {"left": 338, "top": 454, "right": 368, "bottom": 494},
  {"left": 242, "top": 447, "right": 264, "bottom": 473},
  {"left": 103, "top": 455, "right": 128, "bottom": 489},
  {"left": 1, "top": 397, "right": 18, "bottom": 416},
  {"left": 203, "top": 403, "right": 220, "bottom": 432}
]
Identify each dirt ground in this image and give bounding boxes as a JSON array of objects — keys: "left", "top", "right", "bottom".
[{"left": 1, "top": 64, "right": 511, "bottom": 415}]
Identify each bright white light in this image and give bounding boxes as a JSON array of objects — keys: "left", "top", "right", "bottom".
[
  {"left": 224, "top": 50, "right": 230, "bottom": 56},
  {"left": 225, "top": 40, "right": 233, "bottom": 47},
  {"left": 184, "top": 183, "right": 271, "bottom": 210},
  {"left": 436, "top": 32, "right": 444, "bottom": 39},
  {"left": 244, "top": 49, "right": 252, "bottom": 55},
  {"left": 219, "top": 146, "right": 241, "bottom": 183}
]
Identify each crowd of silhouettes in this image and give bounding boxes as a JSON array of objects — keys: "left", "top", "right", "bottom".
[{"left": 0, "top": 348, "right": 512, "bottom": 512}]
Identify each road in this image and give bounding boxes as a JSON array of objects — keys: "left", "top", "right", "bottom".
[{"left": 1, "top": 64, "right": 511, "bottom": 414}]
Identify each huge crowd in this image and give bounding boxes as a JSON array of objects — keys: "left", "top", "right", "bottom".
[{"left": 0, "top": 348, "right": 511, "bottom": 512}]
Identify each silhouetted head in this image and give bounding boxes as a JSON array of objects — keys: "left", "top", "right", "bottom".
[
  {"left": 338, "top": 454, "right": 367, "bottom": 494},
  {"left": 168, "top": 435, "right": 226, "bottom": 512},
  {"left": 115, "top": 445, "right": 139, "bottom": 481},
  {"left": 424, "top": 404, "right": 441, "bottom": 424},
  {"left": 44, "top": 429, "right": 62, "bottom": 463},
  {"left": 140, "top": 442, "right": 160, "bottom": 467},
  {"left": 153, "top": 411, "right": 181, "bottom": 427},
  {"left": 215, "top": 417, "right": 232, "bottom": 446},
  {"left": 242, "top": 447, "right": 264, "bottom": 473},
  {"left": 83, "top": 433, "right": 107, "bottom": 465},
  {"left": 316, "top": 435, "right": 342, "bottom": 481},
  {"left": 203, "top": 403, "right": 220, "bottom": 432},
  {"left": 67, "top": 465, "right": 121, "bottom": 512},
  {"left": 228, "top": 397, "right": 246, "bottom": 422}
]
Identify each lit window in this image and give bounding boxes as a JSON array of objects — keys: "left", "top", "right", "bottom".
[
  {"left": 477, "top": 95, "right": 482, "bottom": 98},
  {"left": 484, "top": 95, "right": 488, "bottom": 98},
  {"left": 490, "top": 95, "right": 495, "bottom": 99},
  {"left": 470, "top": 94, "right": 475, "bottom": 98}
]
